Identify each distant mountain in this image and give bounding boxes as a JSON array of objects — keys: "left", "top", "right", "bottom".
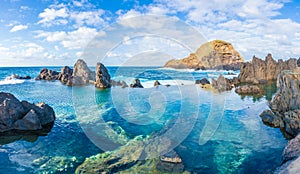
[{"left": 164, "top": 40, "right": 244, "bottom": 70}]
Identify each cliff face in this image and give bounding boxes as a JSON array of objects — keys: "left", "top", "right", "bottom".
[
  {"left": 239, "top": 54, "right": 297, "bottom": 84},
  {"left": 258, "top": 68, "right": 300, "bottom": 172},
  {"left": 164, "top": 40, "right": 244, "bottom": 70}
]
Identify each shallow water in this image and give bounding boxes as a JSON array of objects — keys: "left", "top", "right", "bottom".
[{"left": 0, "top": 67, "right": 286, "bottom": 173}]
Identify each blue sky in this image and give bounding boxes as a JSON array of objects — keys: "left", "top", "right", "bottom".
[{"left": 0, "top": 0, "right": 300, "bottom": 66}]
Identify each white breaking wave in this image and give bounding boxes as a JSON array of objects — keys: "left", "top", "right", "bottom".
[{"left": 0, "top": 75, "right": 25, "bottom": 85}]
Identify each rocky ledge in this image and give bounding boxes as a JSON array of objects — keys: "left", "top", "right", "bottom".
[
  {"left": 164, "top": 40, "right": 244, "bottom": 70},
  {"left": 275, "top": 133, "right": 300, "bottom": 173},
  {"left": 258, "top": 68, "right": 300, "bottom": 173},
  {"left": 239, "top": 54, "right": 297, "bottom": 84},
  {"left": 0, "top": 92, "right": 55, "bottom": 132}
]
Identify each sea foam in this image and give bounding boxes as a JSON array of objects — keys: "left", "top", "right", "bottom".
[{"left": 0, "top": 75, "right": 26, "bottom": 85}]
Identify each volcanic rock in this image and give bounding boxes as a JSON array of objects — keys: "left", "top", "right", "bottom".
[
  {"left": 35, "top": 68, "right": 59, "bottom": 80},
  {"left": 195, "top": 78, "right": 210, "bottom": 85},
  {"left": 130, "top": 79, "right": 144, "bottom": 88},
  {"left": 95, "top": 62, "right": 111, "bottom": 89},
  {"left": 0, "top": 92, "right": 55, "bottom": 132},
  {"left": 238, "top": 54, "right": 297, "bottom": 84},
  {"left": 164, "top": 40, "right": 244, "bottom": 70}
]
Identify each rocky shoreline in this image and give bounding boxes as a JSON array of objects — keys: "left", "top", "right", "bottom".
[{"left": 2, "top": 49, "right": 300, "bottom": 173}]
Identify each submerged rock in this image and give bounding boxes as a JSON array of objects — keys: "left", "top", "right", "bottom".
[
  {"left": 95, "top": 62, "right": 111, "bottom": 89},
  {"left": 238, "top": 54, "right": 297, "bottom": 84},
  {"left": 75, "top": 136, "right": 186, "bottom": 174},
  {"left": 35, "top": 68, "right": 59, "bottom": 80},
  {"left": 159, "top": 150, "right": 182, "bottom": 163},
  {"left": 235, "top": 85, "right": 261, "bottom": 94},
  {"left": 0, "top": 92, "right": 55, "bottom": 132},
  {"left": 164, "top": 40, "right": 244, "bottom": 70},
  {"left": 130, "top": 79, "right": 144, "bottom": 88}
]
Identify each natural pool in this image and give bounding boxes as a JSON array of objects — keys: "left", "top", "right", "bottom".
[{"left": 0, "top": 67, "right": 286, "bottom": 173}]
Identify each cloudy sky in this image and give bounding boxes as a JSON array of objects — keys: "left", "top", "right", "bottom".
[{"left": 0, "top": 0, "right": 300, "bottom": 66}]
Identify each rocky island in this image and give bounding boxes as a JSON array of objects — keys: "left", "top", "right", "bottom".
[{"left": 164, "top": 40, "right": 244, "bottom": 70}]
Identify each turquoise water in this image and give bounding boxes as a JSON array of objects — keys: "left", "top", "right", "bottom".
[{"left": 0, "top": 67, "right": 286, "bottom": 173}]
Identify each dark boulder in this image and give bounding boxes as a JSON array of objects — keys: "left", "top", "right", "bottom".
[
  {"left": 0, "top": 92, "right": 55, "bottom": 132},
  {"left": 58, "top": 66, "right": 73, "bottom": 84},
  {"left": 130, "top": 79, "right": 144, "bottom": 88},
  {"left": 154, "top": 80, "right": 161, "bottom": 86},
  {"left": 95, "top": 63, "right": 111, "bottom": 89},
  {"left": 195, "top": 78, "right": 210, "bottom": 85},
  {"left": 35, "top": 68, "right": 59, "bottom": 80}
]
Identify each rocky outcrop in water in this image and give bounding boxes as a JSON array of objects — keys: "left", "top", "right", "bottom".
[
  {"left": 154, "top": 80, "right": 161, "bottom": 86},
  {"left": 0, "top": 92, "right": 55, "bottom": 132},
  {"left": 94, "top": 63, "right": 111, "bottom": 89},
  {"left": 195, "top": 78, "right": 210, "bottom": 85},
  {"left": 35, "top": 60, "right": 115, "bottom": 89},
  {"left": 58, "top": 66, "right": 73, "bottom": 84},
  {"left": 130, "top": 79, "right": 144, "bottom": 88},
  {"left": 164, "top": 40, "right": 244, "bottom": 70},
  {"left": 7, "top": 74, "right": 31, "bottom": 80},
  {"left": 212, "top": 75, "right": 234, "bottom": 91},
  {"left": 35, "top": 68, "right": 59, "bottom": 80},
  {"left": 238, "top": 54, "right": 297, "bottom": 84},
  {"left": 67, "top": 59, "right": 95, "bottom": 86},
  {"left": 260, "top": 68, "right": 300, "bottom": 138}
]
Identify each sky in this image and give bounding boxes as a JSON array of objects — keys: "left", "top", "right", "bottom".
[{"left": 0, "top": 0, "right": 300, "bottom": 66}]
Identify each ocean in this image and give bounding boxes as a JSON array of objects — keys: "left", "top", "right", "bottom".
[{"left": 0, "top": 66, "right": 286, "bottom": 173}]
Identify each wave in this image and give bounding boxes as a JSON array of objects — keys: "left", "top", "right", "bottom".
[
  {"left": 158, "top": 67, "right": 240, "bottom": 74},
  {"left": 157, "top": 67, "right": 197, "bottom": 72},
  {"left": 0, "top": 75, "right": 26, "bottom": 85}
]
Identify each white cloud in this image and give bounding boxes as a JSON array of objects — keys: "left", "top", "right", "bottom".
[
  {"left": 36, "top": 27, "right": 102, "bottom": 50},
  {"left": 37, "top": 7, "right": 69, "bottom": 26},
  {"left": 9, "top": 24, "right": 28, "bottom": 32},
  {"left": 70, "top": 10, "right": 106, "bottom": 27}
]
